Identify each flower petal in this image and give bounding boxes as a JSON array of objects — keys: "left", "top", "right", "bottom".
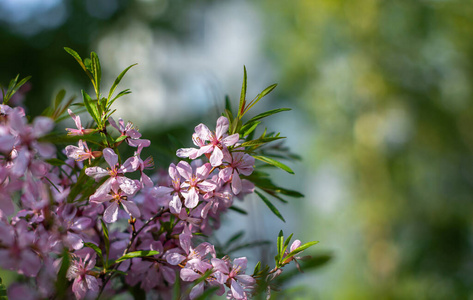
[
  {"left": 102, "top": 148, "right": 118, "bottom": 168},
  {"left": 215, "top": 116, "right": 229, "bottom": 139},
  {"left": 121, "top": 200, "right": 141, "bottom": 219},
  {"left": 103, "top": 201, "right": 119, "bottom": 223}
]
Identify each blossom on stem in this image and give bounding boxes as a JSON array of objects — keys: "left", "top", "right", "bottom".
[
  {"left": 211, "top": 257, "right": 255, "bottom": 300},
  {"left": 66, "top": 109, "right": 93, "bottom": 136},
  {"left": 67, "top": 253, "right": 101, "bottom": 300},
  {"left": 177, "top": 116, "right": 239, "bottom": 167},
  {"left": 109, "top": 117, "right": 150, "bottom": 148},
  {"left": 219, "top": 150, "right": 255, "bottom": 195},
  {"left": 65, "top": 140, "right": 99, "bottom": 162},
  {"left": 85, "top": 148, "right": 140, "bottom": 199},
  {"left": 90, "top": 180, "right": 141, "bottom": 223},
  {"left": 176, "top": 161, "right": 216, "bottom": 209}
]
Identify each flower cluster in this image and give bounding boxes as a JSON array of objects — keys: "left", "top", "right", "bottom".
[{"left": 0, "top": 50, "right": 318, "bottom": 299}]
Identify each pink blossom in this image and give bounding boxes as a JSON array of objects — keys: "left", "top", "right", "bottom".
[
  {"left": 176, "top": 161, "right": 216, "bottom": 209},
  {"left": 65, "top": 140, "right": 97, "bottom": 162},
  {"left": 85, "top": 148, "right": 140, "bottom": 199},
  {"left": 65, "top": 109, "right": 93, "bottom": 136},
  {"left": 109, "top": 117, "right": 150, "bottom": 148},
  {"left": 211, "top": 257, "right": 255, "bottom": 300},
  {"left": 219, "top": 151, "right": 254, "bottom": 195},
  {"left": 177, "top": 116, "right": 239, "bottom": 166},
  {"left": 154, "top": 163, "right": 183, "bottom": 214},
  {"left": 67, "top": 253, "right": 101, "bottom": 300},
  {"left": 90, "top": 181, "right": 141, "bottom": 223}
]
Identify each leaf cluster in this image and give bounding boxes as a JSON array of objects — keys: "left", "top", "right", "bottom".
[{"left": 1, "top": 74, "right": 31, "bottom": 105}]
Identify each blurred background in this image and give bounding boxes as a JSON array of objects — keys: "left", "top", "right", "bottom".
[{"left": 1, "top": 0, "right": 473, "bottom": 298}]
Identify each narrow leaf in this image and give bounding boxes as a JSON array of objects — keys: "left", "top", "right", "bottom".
[
  {"left": 91, "top": 52, "right": 101, "bottom": 92},
  {"left": 101, "top": 219, "right": 110, "bottom": 265},
  {"left": 240, "top": 121, "right": 260, "bottom": 137},
  {"left": 224, "top": 231, "right": 245, "bottom": 249},
  {"left": 64, "top": 47, "right": 90, "bottom": 77},
  {"left": 115, "top": 250, "right": 160, "bottom": 263},
  {"left": 55, "top": 249, "right": 70, "bottom": 299},
  {"left": 256, "top": 190, "right": 285, "bottom": 222},
  {"left": 244, "top": 83, "right": 277, "bottom": 115},
  {"left": 54, "top": 89, "right": 66, "bottom": 108},
  {"left": 238, "top": 65, "right": 247, "bottom": 116},
  {"left": 107, "top": 63, "right": 137, "bottom": 103},
  {"left": 225, "top": 95, "right": 232, "bottom": 114},
  {"left": 84, "top": 242, "right": 104, "bottom": 265},
  {"left": 240, "top": 136, "right": 285, "bottom": 148},
  {"left": 108, "top": 89, "right": 131, "bottom": 107},
  {"left": 229, "top": 206, "right": 248, "bottom": 215},
  {"left": 286, "top": 241, "right": 319, "bottom": 259},
  {"left": 0, "top": 276, "right": 7, "bottom": 299},
  {"left": 82, "top": 90, "right": 101, "bottom": 126},
  {"left": 246, "top": 108, "right": 291, "bottom": 123},
  {"left": 253, "top": 155, "right": 294, "bottom": 174},
  {"left": 9, "top": 75, "right": 31, "bottom": 100}
]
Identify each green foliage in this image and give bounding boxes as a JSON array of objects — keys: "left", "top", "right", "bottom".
[
  {"left": 100, "top": 220, "right": 110, "bottom": 267},
  {"left": 55, "top": 249, "right": 71, "bottom": 300},
  {"left": 0, "top": 276, "right": 7, "bottom": 300},
  {"left": 1, "top": 74, "right": 31, "bottom": 105},
  {"left": 114, "top": 250, "right": 160, "bottom": 263}
]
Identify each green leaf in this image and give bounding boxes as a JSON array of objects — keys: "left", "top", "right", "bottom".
[
  {"left": 284, "top": 233, "right": 294, "bottom": 250},
  {"left": 224, "top": 231, "right": 245, "bottom": 249},
  {"left": 225, "top": 95, "right": 232, "bottom": 114},
  {"left": 238, "top": 65, "right": 247, "bottom": 116},
  {"left": 227, "top": 240, "right": 271, "bottom": 254},
  {"left": 240, "top": 121, "right": 260, "bottom": 137},
  {"left": 101, "top": 220, "right": 110, "bottom": 266},
  {"left": 84, "top": 242, "right": 104, "bottom": 265},
  {"left": 246, "top": 108, "right": 291, "bottom": 123},
  {"left": 0, "top": 276, "right": 7, "bottom": 300},
  {"left": 194, "top": 286, "right": 219, "bottom": 300},
  {"left": 243, "top": 83, "right": 277, "bottom": 115},
  {"left": 253, "top": 155, "right": 294, "bottom": 174},
  {"left": 108, "top": 89, "right": 131, "bottom": 107},
  {"left": 240, "top": 136, "right": 285, "bottom": 148},
  {"left": 82, "top": 90, "right": 101, "bottom": 127},
  {"left": 115, "top": 250, "right": 160, "bottom": 263},
  {"left": 45, "top": 158, "right": 66, "bottom": 166},
  {"left": 277, "top": 230, "right": 284, "bottom": 264},
  {"left": 229, "top": 206, "right": 248, "bottom": 215},
  {"left": 256, "top": 190, "right": 285, "bottom": 222},
  {"left": 64, "top": 47, "right": 91, "bottom": 78},
  {"left": 9, "top": 75, "right": 31, "bottom": 99},
  {"left": 107, "top": 64, "right": 137, "bottom": 104},
  {"left": 114, "top": 135, "right": 127, "bottom": 143},
  {"left": 54, "top": 89, "right": 66, "bottom": 108},
  {"left": 275, "top": 254, "right": 332, "bottom": 283},
  {"left": 285, "top": 241, "right": 319, "bottom": 260},
  {"left": 172, "top": 271, "right": 181, "bottom": 300},
  {"left": 55, "top": 249, "right": 70, "bottom": 299},
  {"left": 91, "top": 52, "right": 101, "bottom": 93},
  {"left": 253, "top": 261, "right": 261, "bottom": 275}
]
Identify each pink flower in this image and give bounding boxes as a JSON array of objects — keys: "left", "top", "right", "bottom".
[
  {"left": 66, "top": 109, "right": 92, "bottom": 136},
  {"left": 219, "top": 151, "right": 255, "bottom": 195},
  {"left": 211, "top": 257, "right": 255, "bottom": 300},
  {"left": 177, "top": 116, "right": 239, "bottom": 166},
  {"left": 65, "top": 140, "right": 97, "bottom": 162},
  {"left": 67, "top": 253, "right": 101, "bottom": 300},
  {"left": 85, "top": 148, "right": 140, "bottom": 199},
  {"left": 176, "top": 161, "right": 216, "bottom": 209},
  {"left": 109, "top": 117, "right": 150, "bottom": 148},
  {"left": 90, "top": 181, "right": 141, "bottom": 223},
  {"left": 153, "top": 163, "right": 183, "bottom": 214}
]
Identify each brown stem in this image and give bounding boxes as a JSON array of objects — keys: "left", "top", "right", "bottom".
[{"left": 97, "top": 208, "right": 169, "bottom": 299}]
